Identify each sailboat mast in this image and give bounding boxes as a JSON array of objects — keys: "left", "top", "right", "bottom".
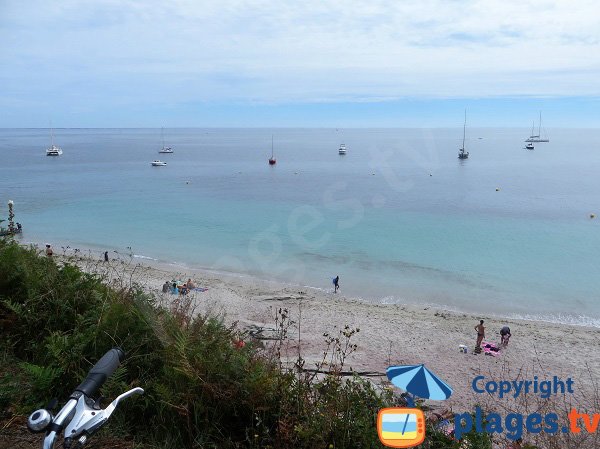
[
  {"left": 462, "top": 110, "right": 466, "bottom": 150},
  {"left": 538, "top": 111, "right": 542, "bottom": 137}
]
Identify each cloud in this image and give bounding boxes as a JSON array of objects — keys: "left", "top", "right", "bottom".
[{"left": 0, "top": 0, "right": 599, "bottom": 121}]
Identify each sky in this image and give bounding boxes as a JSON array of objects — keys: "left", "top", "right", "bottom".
[{"left": 1, "top": 0, "right": 599, "bottom": 127}]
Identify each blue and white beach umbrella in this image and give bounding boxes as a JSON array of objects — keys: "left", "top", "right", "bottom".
[{"left": 386, "top": 364, "right": 453, "bottom": 400}]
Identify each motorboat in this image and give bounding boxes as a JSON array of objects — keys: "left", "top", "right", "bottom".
[
  {"left": 525, "top": 142, "right": 534, "bottom": 150},
  {"left": 151, "top": 160, "right": 167, "bottom": 166},
  {"left": 338, "top": 143, "right": 347, "bottom": 155}
]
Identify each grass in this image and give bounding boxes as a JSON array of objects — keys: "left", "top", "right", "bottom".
[{"left": 0, "top": 238, "right": 498, "bottom": 448}]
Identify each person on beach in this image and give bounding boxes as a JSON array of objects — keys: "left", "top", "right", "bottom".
[
  {"left": 186, "top": 278, "right": 196, "bottom": 289},
  {"left": 162, "top": 281, "right": 170, "bottom": 294},
  {"left": 45, "top": 244, "right": 53, "bottom": 257},
  {"left": 104, "top": 251, "right": 109, "bottom": 262},
  {"left": 333, "top": 275, "right": 339, "bottom": 293},
  {"left": 180, "top": 283, "right": 188, "bottom": 295},
  {"left": 500, "top": 326, "right": 511, "bottom": 346},
  {"left": 475, "top": 320, "right": 485, "bottom": 348}
]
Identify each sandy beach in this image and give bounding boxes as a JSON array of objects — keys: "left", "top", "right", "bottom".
[{"left": 45, "top": 245, "right": 600, "bottom": 414}]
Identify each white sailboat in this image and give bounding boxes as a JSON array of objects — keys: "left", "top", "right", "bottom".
[
  {"left": 458, "top": 110, "right": 469, "bottom": 159},
  {"left": 46, "top": 125, "right": 63, "bottom": 156},
  {"left": 525, "top": 112, "right": 549, "bottom": 143},
  {"left": 338, "top": 143, "right": 347, "bottom": 155},
  {"left": 158, "top": 128, "right": 173, "bottom": 153}
]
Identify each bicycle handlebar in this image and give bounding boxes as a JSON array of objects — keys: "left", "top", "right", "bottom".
[
  {"left": 28, "top": 347, "right": 143, "bottom": 449},
  {"left": 74, "top": 347, "right": 124, "bottom": 397}
]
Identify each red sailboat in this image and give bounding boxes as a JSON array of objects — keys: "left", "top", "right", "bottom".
[{"left": 268, "top": 135, "right": 276, "bottom": 165}]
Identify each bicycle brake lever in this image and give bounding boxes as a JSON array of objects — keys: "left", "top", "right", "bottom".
[
  {"left": 64, "top": 388, "right": 144, "bottom": 441},
  {"left": 103, "top": 387, "right": 144, "bottom": 419}
]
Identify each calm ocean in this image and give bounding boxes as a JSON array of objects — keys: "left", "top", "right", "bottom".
[{"left": 1, "top": 128, "right": 599, "bottom": 327}]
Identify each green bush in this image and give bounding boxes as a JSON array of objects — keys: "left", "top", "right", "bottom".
[{"left": 0, "top": 239, "right": 496, "bottom": 449}]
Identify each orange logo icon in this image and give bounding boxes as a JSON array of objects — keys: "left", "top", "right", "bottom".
[{"left": 377, "top": 408, "right": 425, "bottom": 448}]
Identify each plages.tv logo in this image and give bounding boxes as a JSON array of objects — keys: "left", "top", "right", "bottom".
[{"left": 377, "top": 364, "right": 453, "bottom": 448}]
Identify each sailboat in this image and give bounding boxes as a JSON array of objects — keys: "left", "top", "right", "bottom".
[
  {"left": 525, "top": 121, "right": 535, "bottom": 149},
  {"left": 525, "top": 112, "right": 549, "bottom": 143},
  {"left": 338, "top": 143, "right": 347, "bottom": 155},
  {"left": 158, "top": 128, "right": 173, "bottom": 153},
  {"left": 268, "top": 135, "right": 276, "bottom": 165},
  {"left": 46, "top": 125, "right": 63, "bottom": 156},
  {"left": 458, "top": 110, "right": 469, "bottom": 159}
]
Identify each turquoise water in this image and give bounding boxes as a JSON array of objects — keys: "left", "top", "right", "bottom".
[{"left": 1, "top": 128, "right": 599, "bottom": 326}]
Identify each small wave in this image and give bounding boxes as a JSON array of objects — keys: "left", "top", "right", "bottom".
[
  {"left": 133, "top": 254, "right": 158, "bottom": 261},
  {"left": 372, "top": 295, "right": 600, "bottom": 328},
  {"left": 507, "top": 312, "right": 600, "bottom": 329}
]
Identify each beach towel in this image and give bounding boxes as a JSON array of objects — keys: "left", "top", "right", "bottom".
[
  {"left": 192, "top": 287, "right": 208, "bottom": 292},
  {"left": 482, "top": 341, "right": 501, "bottom": 357}
]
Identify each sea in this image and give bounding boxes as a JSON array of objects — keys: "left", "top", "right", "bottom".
[{"left": 1, "top": 128, "right": 599, "bottom": 327}]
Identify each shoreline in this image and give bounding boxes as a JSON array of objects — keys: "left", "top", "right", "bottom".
[
  {"left": 24, "top": 238, "right": 600, "bottom": 329},
  {"left": 28, "top": 241, "right": 600, "bottom": 411}
]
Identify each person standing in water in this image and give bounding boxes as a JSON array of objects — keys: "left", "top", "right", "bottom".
[
  {"left": 475, "top": 320, "right": 485, "bottom": 348},
  {"left": 333, "top": 276, "right": 339, "bottom": 293},
  {"left": 104, "top": 251, "right": 109, "bottom": 262}
]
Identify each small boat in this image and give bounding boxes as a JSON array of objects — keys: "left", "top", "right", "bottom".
[
  {"left": 46, "top": 145, "right": 62, "bottom": 156},
  {"left": 338, "top": 143, "right": 347, "bottom": 155},
  {"left": 525, "top": 112, "right": 549, "bottom": 142},
  {"left": 158, "top": 127, "right": 173, "bottom": 153},
  {"left": 151, "top": 160, "right": 167, "bottom": 166},
  {"left": 525, "top": 142, "right": 534, "bottom": 150},
  {"left": 46, "top": 125, "right": 62, "bottom": 156},
  {"left": 268, "top": 135, "right": 276, "bottom": 165},
  {"left": 458, "top": 110, "right": 469, "bottom": 159}
]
